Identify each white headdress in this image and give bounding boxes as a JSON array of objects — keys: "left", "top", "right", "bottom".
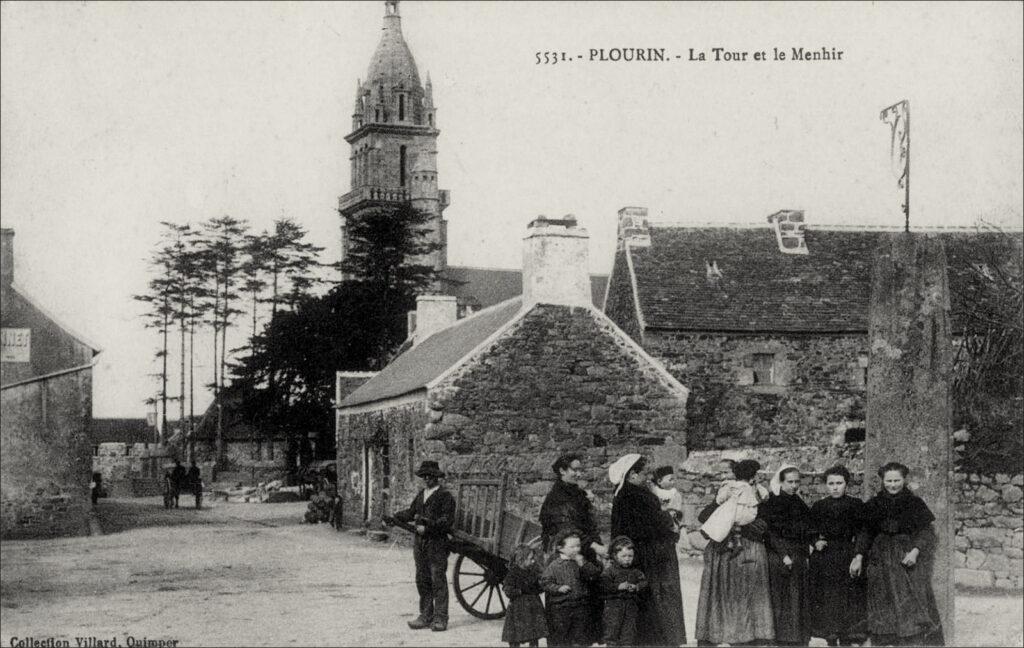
[
  {"left": 608, "top": 453, "right": 643, "bottom": 496},
  {"left": 770, "top": 464, "right": 801, "bottom": 496}
]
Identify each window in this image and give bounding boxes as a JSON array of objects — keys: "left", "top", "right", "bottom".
[
  {"left": 844, "top": 427, "right": 866, "bottom": 443},
  {"left": 752, "top": 353, "right": 775, "bottom": 385},
  {"left": 428, "top": 113, "right": 433, "bottom": 126},
  {"left": 399, "top": 145, "right": 407, "bottom": 186},
  {"left": 398, "top": 94, "right": 405, "bottom": 121}
]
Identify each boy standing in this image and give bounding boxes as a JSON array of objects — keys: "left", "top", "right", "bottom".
[
  {"left": 540, "top": 530, "right": 601, "bottom": 646},
  {"left": 600, "top": 536, "right": 648, "bottom": 646}
]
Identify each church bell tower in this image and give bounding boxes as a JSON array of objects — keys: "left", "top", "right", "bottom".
[{"left": 339, "top": 0, "right": 449, "bottom": 277}]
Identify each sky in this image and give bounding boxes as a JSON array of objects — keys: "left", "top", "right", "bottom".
[{"left": 1, "top": 1, "right": 1022, "bottom": 418}]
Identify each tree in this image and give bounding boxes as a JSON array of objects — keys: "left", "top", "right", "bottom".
[
  {"left": 231, "top": 202, "right": 440, "bottom": 467},
  {"left": 339, "top": 202, "right": 443, "bottom": 368},
  {"left": 198, "top": 215, "right": 249, "bottom": 466},
  {"left": 135, "top": 247, "right": 177, "bottom": 442},
  {"left": 951, "top": 227, "right": 1023, "bottom": 473}
]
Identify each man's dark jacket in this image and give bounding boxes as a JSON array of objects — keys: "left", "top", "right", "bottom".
[{"left": 394, "top": 487, "right": 456, "bottom": 547}]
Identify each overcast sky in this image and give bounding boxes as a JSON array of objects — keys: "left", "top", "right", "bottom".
[{"left": 2, "top": 1, "right": 1021, "bottom": 418}]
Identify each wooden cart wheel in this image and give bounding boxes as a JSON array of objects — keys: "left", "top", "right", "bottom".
[{"left": 453, "top": 553, "right": 507, "bottom": 620}]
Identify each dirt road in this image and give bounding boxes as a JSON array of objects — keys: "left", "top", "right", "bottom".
[{"left": 1, "top": 498, "right": 1020, "bottom": 647}]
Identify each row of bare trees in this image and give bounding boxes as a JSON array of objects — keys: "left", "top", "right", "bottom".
[{"left": 134, "top": 216, "right": 322, "bottom": 465}]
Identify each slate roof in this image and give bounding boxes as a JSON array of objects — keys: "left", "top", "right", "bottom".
[
  {"left": 442, "top": 265, "right": 608, "bottom": 309},
  {"left": 91, "top": 418, "right": 153, "bottom": 445},
  {"left": 340, "top": 297, "right": 522, "bottom": 408},
  {"left": 625, "top": 226, "right": 1022, "bottom": 333}
]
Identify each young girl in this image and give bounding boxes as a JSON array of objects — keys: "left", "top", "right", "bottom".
[
  {"left": 762, "top": 464, "right": 812, "bottom": 646},
  {"left": 700, "top": 459, "right": 766, "bottom": 547},
  {"left": 808, "top": 465, "right": 867, "bottom": 646},
  {"left": 541, "top": 530, "right": 602, "bottom": 647},
  {"left": 600, "top": 535, "right": 648, "bottom": 646},
  {"left": 501, "top": 544, "right": 547, "bottom": 647},
  {"left": 855, "top": 462, "right": 943, "bottom": 646}
]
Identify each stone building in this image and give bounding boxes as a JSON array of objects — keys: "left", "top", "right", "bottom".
[
  {"left": 338, "top": 1, "right": 606, "bottom": 310},
  {"left": 602, "top": 208, "right": 1024, "bottom": 588},
  {"left": 336, "top": 217, "right": 689, "bottom": 527},
  {"left": 603, "top": 207, "right": 1021, "bottom": 453},
  {"left": 192, "top": 385, "right": 289, "bottom": 482},
  {"left": 1, "top": 228, "right": 101, "bottom": 539}
]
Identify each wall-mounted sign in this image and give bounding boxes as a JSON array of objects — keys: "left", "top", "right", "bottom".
[{"left": 1, "top": 328, "right": 31, "bottom": 362}]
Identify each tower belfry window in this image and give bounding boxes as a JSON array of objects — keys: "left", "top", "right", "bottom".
[
  {"left": 399, "top": 145, "right": 407, "bottom": 187},
  {"left": 398, "top": 94, "right": 405, "bottom": 121}
]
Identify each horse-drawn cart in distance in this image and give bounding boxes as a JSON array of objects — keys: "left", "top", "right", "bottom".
[{"left": 386, "top": 474, "right": 542, "bottom": 620}]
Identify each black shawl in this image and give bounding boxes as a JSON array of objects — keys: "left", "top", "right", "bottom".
[
  {"left": 762, "top": 491, "right": 812, "bottom": 554},
  {"left": 539, "top": 479, "right": 600, "bottom": 552},
  {"left": 861, "top": 488, "right": 935, "bottom": 536},
  {"left": 610, "top": 481, "right": 677, "bottom": 544}
]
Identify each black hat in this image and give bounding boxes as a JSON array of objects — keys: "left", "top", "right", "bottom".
[
  {"left": 732, "top": 459, "right": 761, "bottom": 481},
  {"left": 651, "top": 465, "right": 675, "bottom": 483},
  {"left": 415, "top": 460, "right": 445, "bottom": 478}
]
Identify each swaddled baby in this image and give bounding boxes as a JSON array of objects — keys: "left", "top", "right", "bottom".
[{"left": 700, "top": 459, "right": 767, "bottom": 549}]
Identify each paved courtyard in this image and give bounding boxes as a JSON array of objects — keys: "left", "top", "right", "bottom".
[{"left": 1, "top": 498, "right": 1021, "bottom": 647}]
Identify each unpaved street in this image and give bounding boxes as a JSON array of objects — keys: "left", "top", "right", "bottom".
[{"left": 1, "top": 498, "right": 1021, "bottom": 647}]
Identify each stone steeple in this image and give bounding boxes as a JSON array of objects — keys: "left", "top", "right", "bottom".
[{"left": 339, "top": 0, "right": 449, "bottom": 279}]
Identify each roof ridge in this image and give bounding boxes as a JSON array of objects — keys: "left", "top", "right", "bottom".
[{"left": 647, "top": 221, "right": 1024, "bottom": 233}]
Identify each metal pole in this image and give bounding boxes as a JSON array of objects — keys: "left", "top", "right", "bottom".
[{"left": 905, "top": 101, "right": 911, "bottom": 232}]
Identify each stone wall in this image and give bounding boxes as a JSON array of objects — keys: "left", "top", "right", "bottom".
[
  {"left": 645, "top": 331, "right": 867, "bottom": 449},
  {"left": 953, "top": 471, "right": 1024, "bottom": 589},
  {"left": 337, "top": 400, "right": 429, "bottom": 525},
  {"left": 1, "top": 370, "right": 93, "bottom": 539},
  {"left": 92, "top": 442, "right": 173, "bottom": 497},
  {"left": 425, "top": 305, "right": 687, "bottom": 525},
  {"left": 670, "top": 445, "right": 1023, "bottom": 590}
]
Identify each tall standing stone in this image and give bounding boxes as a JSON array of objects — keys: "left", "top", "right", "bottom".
[{"left": 866, "top": 233, "right": 954, "bottom": 641}]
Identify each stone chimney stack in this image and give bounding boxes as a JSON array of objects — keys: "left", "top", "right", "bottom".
[
  {"left": 413, "top": 294, "right": 458, "bottom": 345},
  {"left": 1, "top": 228, "right": 13, "bottom": 287},
  {"left": 617, "top": 206, "right": 651, "bottom": 250},
  {"left": 767, "top": 209, "right": 809, "bottom": 255},
  {"left": 522, "top": 215, "right": 591, "bottom": 308}
]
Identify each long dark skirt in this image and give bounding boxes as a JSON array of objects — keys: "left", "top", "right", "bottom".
[
  {"left": 637, "top": 538, "right": 687, "bottom": 646},
  {"left": 767, "top": 542, "right": 809, "bottom": 644},
  {"left": 807, "top": 538, "right": 867, "bottom": 642},
  {"left": 866, "top": 532, "right": 942, "bottom": 643},
  {"left": 695, "top": 536, "right": 775, "bottom": 645}
]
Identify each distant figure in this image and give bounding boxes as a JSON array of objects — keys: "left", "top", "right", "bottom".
[
  {"left": 91, "top": 472, "right": 103, "bottom": 506},
  {"left": 187, "top": 460, "right": 203, "bottom": 509},
  {"left": 169, "top": 459, "right": 187, "bottom": 509}
]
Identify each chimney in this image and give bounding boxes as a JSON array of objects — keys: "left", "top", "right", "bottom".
[
  {"left": 1, "top": 228, "right": 13, "bottom": 287},
  {"left": 616, "top": 206, "right": 651, "bottom": 250},
  {"left": 767, "top": 210, "right": 809, "bottom": 255},
  {"left": 522, "top": 215, "right": 591, "bottom": 307},
  {"left": 413, "top": 294, "right": 458, "bottom": 345}
]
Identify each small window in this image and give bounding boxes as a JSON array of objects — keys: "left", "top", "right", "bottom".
[
  {"left": 399, "top": 145, "right": 407, "bottom": 187},
  {"left": 752, "top": 353, "right": 775, "bottom": 385},
  {"left": 398, "top": 94, "right": 405, "bottom": 121},
  {"left": 375, "top": 108, "right": 380, "bottom": 122},
  {"left": 428, "top": 113, "right": 433, "bottom": 126},
  {"left": 844, "top": 427, "right": 866, "bottom": 443}
]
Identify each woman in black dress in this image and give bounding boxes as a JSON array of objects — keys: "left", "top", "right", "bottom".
[
  {"left": 762, "top": 464, "right": 812, "bottom": 646},
  {"left": 856, "top": 462, "right": 944, "bottom": 646},
  {"left": 807, "top": 465, "right": 867, "bottom": 646},
  {"left": 610, "top": 453, "right": 687, "bottom": 647},
  {"left": 539, "top": 453, "right": 607, "bottom": 643}
]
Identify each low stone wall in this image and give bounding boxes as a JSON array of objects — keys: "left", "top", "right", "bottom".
[
  {"left": 953, "top": 472, "right": 1024, "bottom": 589},
  {"left": 92, "top": 443, "right": 173, "bottom": 496},
  {"left": 673, "top": 444, "right": 1023, "bottom": 590}
]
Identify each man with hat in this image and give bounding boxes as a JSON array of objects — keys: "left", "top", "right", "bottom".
[{"left": 385, "top": 460, "right": 456, "bottom": 632}]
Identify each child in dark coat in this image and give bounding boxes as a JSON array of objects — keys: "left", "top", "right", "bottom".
[
  {"left": 541, "top": 530, "right": 602, "bottom": 646},
  {"left": 601, "top": 535, "right": 648, "bottom": 646},
  {"left": 501, "top": 544, "right": 547, "bottom": 647}
]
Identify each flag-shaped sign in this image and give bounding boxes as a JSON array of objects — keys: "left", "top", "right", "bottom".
[
  {"left": 880, "top": 100, "right": 909, "bottom": 190},
  {"left": 880, "top": 99, "right": 910, "bottom": 230}
]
